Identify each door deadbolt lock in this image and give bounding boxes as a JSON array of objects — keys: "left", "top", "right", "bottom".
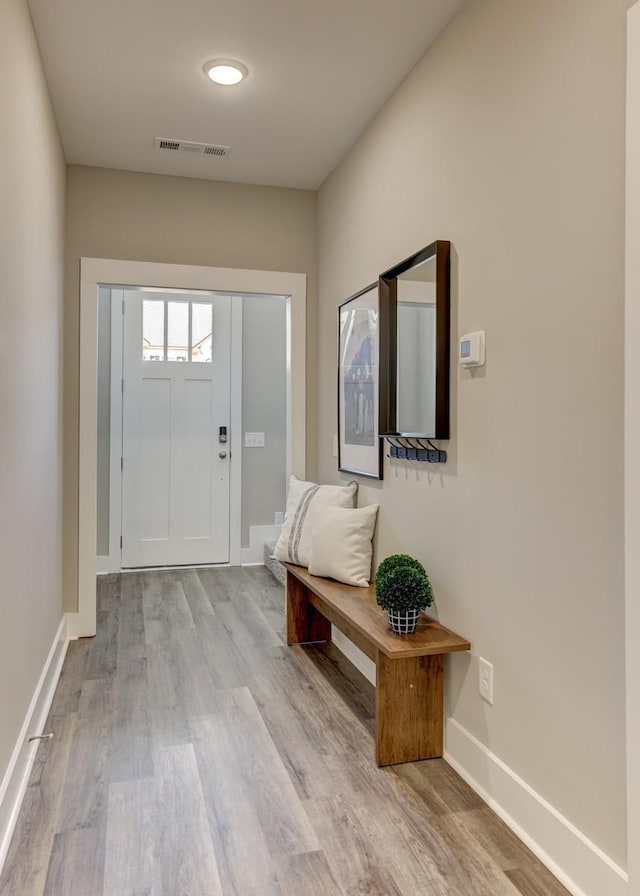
[{"left": 219, "top": 426, "right": 228, "bottom": 443}]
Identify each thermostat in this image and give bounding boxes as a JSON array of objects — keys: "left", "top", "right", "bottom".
[{"left": 459, "top": 331, "right": 485, "bottom": 368}]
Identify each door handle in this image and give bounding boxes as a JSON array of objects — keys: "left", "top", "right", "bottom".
[{"left": 218, "top": 451, "right": 228, "bottom": 459}]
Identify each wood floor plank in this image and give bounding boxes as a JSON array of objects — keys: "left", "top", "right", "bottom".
[
  {"left": 302, "top": 641, "right": 376, "bottom": 724},
  {"left": 318, "top": 756, "right": 511, "bottom": 896},
  {"left": 450, "top": 804, "right": 538, "bottom": 871},
  {"left": 84, "top": 607, "right": 119, "bottom": 681},
  {"left": 304, "top": 756, "right": 456, "bottom": 894},
  {"left": 0, "top": 713, "right": 77, "bottom": 896},
  {"left": 165, "top": 618, "right": 252, "bottom": 716},
  {"left": 105, "top": 746, "right": 224, "bottom": 896},
  {"left": 155, "top": 744, "right": 224, "bottom": 896},
  {"left": 191, "top": 712, "right": 283, "bottom": 896},
  {"left": 117, "top": 572, "right": 146, "bottom": 658},
  {"left": 96, "top": 574, "right": 122, "bottom": 613},
  {"left": 240, "top": 566, "right": 286, "bottom": 640},
  {"left": 142, "top": 571, "right": 195, "bottom": 646},
  {"left": 425, "top": 810, "right": 525, "bottom": 896},
  {"left": 189, "top": 609, "right": 256, "bottom": 691},
  {"left": 253, "top": 645, "right": 373, "bottom": 761},
  {"left": 506, "top": 863, "right": 573, "bottom": 896},
  {"left": 196, "top": 566, "right": 243, "bottom": 605},
  {"left": 145, "top": 643, "right": 191, "bottom": 749},
  {"left": 43, "top": 823, "right": 105, "bottom": 896},
  {"left": 193, "top": 688, "right": 319, "bottom": 859},
  {"left": 110, "top": 653, "right": 153, "bottom": 783},
  {"left": 350, "top": 802, "right": 450, "bottom": 896},
  {"left": 307, "top": 795, "right": 406, "bottom": 896},
  {"left": 103, "top": 777, "right": 162, "bottom": 896},
  {"left": 56, "top": 712, "right": 112, "bottom": 831},
  {"left": 179, "top": 567, "right": 216, "bottom": 623},
  {"left": 48, "top": 640, "right": 91, "bottom": 716},
  {"left": 392, "top": 757, "right": 485, "bottom": 816},
  {"left": 214, "top": 589, "right": 283, "bottom": 656},
  {"left": 275, "top": 850, "right": 346, "bottom": 896},
  {"left": 77, "top": 677, "right": 113, "bottom": 719}
]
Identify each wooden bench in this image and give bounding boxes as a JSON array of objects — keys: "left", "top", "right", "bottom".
[{"left": 285, "top": 563, "right": 470, "bottom": 766}]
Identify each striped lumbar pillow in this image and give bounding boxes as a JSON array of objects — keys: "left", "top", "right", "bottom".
[{"left": 274, "top": 476, "right": 358, "bottom": 568}]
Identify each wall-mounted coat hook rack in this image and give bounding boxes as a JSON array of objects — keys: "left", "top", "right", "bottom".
[{"left": 381, "top": 434, "right": 447, "bottom": 464}]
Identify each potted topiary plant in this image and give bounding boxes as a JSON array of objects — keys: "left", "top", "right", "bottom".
[{"left": 374, "top": 554, "right": 434, "bottom": 634}]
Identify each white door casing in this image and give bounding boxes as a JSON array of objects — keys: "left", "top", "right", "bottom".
[
  {"left": 77, "top": 258, "right": 306, "bottom": 639},
  {"left": 121, "top": 290, "right": 231, "bottom": 567}
]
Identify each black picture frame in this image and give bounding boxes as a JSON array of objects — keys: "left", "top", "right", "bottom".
[{"left": 337, "top": 282, "right": 387, "bottom": 479}]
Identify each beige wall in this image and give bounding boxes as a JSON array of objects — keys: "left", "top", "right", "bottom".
[
  {"left": 626, "top": 3, "right": 640, "bottom": 888},
  {"left": 0, "top": 0, "right": 65, "bottom": 779},
  {"left": 318, "top": 0, "right": 629, "bottom": 868},
  {"left": 65, "top": 166, "right": 317, "bottom": 607}
]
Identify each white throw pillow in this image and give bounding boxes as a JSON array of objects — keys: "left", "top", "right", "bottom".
[
  {"left": 308, "top": 504, "right": 379, "bottom": 587},
  {"left": 274, "top": 476, "right": 358, "bottom": 568}
]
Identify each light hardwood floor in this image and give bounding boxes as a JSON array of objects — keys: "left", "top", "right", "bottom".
[{"left": 0, "top": 567, "right": 570, "bottom": 896}]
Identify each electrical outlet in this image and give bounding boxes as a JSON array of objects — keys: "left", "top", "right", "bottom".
[
  {"left": 244, "top": 432, "right": 265, "bottom": 448},
  {"left": 332, "top": 434, "right": 338, "bottom": 458},
  {"left": 274, "top": 511, "right": 284, "bottom": 525},
  {"left": 479, "top": 657, "right": 494, "bottom": 705}
]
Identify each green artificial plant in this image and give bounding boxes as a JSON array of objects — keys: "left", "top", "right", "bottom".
[{"left": 374, "top": 554, "right": 434, "bottom": 613}]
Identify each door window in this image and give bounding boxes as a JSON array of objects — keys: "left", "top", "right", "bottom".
[{"left": 142, "top": 298, "right": 213, "bottom": 363}]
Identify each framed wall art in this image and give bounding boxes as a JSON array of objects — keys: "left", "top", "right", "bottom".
[{"left": 337, "top": 282, "right": 387, "bottom": 479}]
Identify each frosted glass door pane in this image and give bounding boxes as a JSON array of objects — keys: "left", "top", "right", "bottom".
[
  {"left": 167, "top": 301, "right": 189, "bottom": 362},
  {"left": 143, "top": 300, "right": 165, "bottom": 360},
  {"left": 192, "top": 303, "right": 213, "bottom": 363}
]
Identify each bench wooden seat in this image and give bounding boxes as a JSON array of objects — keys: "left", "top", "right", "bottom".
[{"left": 285, "top": 563, "right": 470, "bottom": 766}]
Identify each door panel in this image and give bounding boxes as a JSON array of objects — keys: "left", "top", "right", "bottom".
[
  {"left": 121, "top": 290, "right": 231, "bottom": 567},
  {"left": 140, "top": 377, "right": 171, "bottom": 541},
  {"left": 183, "top": 379, "right": 214, "bottom": 539}
]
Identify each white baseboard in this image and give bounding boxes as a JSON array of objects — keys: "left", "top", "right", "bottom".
[
  {"left": 96, "top": 554, "right": 120, "bottom": 575},
  {"left": 240, "top": 524, "right": 282, "bottom": 565},
  {"left": 0, "top": 615, "right": 70, "bottom": 876},
  {"left": 444, "top": 717, "right": 628, "bottom": 896},
  {"left": 96, "top": 555, "right": 110, "bottom": 575},
  {"left": 332, "top": 628, "right": 376, "bottom": 684}
]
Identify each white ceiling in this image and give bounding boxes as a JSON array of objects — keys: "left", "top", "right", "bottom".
[{"left": 28, "top": 0, "right": 464, "bottom": 190}]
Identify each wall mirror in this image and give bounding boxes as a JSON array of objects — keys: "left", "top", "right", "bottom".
[{"left": 380, "top": 240, "right": 451, "bottom": 439}]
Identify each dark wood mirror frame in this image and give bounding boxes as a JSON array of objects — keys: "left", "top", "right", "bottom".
[{"left": 379, "top": 239, "right": 451, "bottom": 440}]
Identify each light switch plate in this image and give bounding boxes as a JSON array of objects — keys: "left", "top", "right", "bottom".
[{"left": 244, "top": 432, "right": 265, "bottom": 448}]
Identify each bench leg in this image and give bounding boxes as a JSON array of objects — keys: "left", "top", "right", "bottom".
[
  {"left": 375, "top": 652, "right": 444, "bottom": 766},
  {"left": 286, "top": 571, "right": 331, "bottom": 645}
]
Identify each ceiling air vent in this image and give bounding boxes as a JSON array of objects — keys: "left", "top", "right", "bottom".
[
  {"left": 203, "top": 144, "right": 228, "bottom": 156},
  {"left": 154, "top": 137, "right": 230, "bottom": 157}
]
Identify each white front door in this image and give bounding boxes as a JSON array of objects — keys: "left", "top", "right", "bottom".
[{"left": 121, "top": 290, "right": 231, "bottom": 567}]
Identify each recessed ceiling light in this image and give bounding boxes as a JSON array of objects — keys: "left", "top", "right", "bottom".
[{"left": 203, "top": 59, "right": 248, "bottom": 86}]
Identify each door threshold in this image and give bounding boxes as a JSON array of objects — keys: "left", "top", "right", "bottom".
[{"left": 119, "top": 562, "right": 234, "bottom": 573}]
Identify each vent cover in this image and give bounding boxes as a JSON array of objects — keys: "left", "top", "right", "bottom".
[{"left": 154, "top": 137, "right": 230, "bottom": 157}]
